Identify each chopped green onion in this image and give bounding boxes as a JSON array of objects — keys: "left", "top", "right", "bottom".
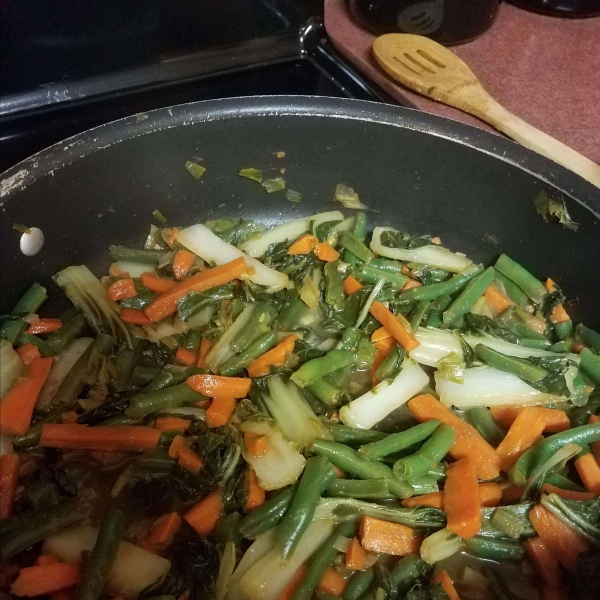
[
  {"left": 334, "top": 184, "right": 367, "bottom": 210},
  {"left": 185, "top": 160, "right": 206, "bottom": 180},
  {"left": 152, "top": 210, "right": 167, "bottom": 225},
  {"left": 261, "top": 178, "right": 285, "bottom": 193},
  {"left": 238, "top": 168, "right": 263, "bottom": 183},
  {"left": 13, "top": 223, "right": 32, "bottom": 234},
  {"left": 286, "top": 189, "right": 303, "bottom": 203}
]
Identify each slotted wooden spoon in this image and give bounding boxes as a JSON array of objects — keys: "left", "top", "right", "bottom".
[{"left": 373, "top": 34, "right": 600, "bottom": 188}]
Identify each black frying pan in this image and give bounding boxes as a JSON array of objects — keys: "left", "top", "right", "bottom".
[{"left": 1, "top": 96, "right": 599, "bottom": 327}]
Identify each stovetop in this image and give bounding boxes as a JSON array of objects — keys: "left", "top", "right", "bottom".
[{"left": 0, "top": 0, "right": 405, "bottom": 174}]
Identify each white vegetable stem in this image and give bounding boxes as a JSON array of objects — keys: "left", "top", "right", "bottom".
[
  {"left": 0, "top": 339, "right": 24, "bottom": 398},
  {"left": 340, "top": 360, "right": 429, "bottom": 429},
  {"left": 370, "top": 227, "right": 473, "bottom": 273},
  {"left": 435, "top": 366, "right": 565, "bottom": 408},
  {"left": 177, "top": 224, "right": 288, "bottom": 291},
  {"left": 110, "top": 261, "right": 155, "bottom": 278}
]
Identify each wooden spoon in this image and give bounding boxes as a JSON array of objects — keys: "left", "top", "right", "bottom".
[{"left": 373, "top": 34, "right": 600, "bottom": 189}]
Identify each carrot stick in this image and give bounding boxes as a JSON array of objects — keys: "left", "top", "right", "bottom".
[
  {"left": 177, "top": 445, "right": 204, "bottom": 474},
  {"left": 318, "top": 568, "right": 347, "bottom": 596},
  {"left": 175, "top": 347, "right": 197, "bottom": 367},
  {"left": 172, "top": 250, "right": 196, "bottom": 281},
  {"left": 10, "top": 563, "right": 81, "bottom": 597},
  {"left": 550, "top": 305, "right": 570, "bottom": 324},
  {"left": 369, "top": 301, "right": 420, "bottom": 352},
  {"left": 574, "top": 453, "right": 600, "bottom": 494},
  {"left": 26, "top": 318, "right": 63, "bottom": 335},
  {"left": 432, "top": 570, "right": 461, "bottom": 600},
  {"left": 197, "top": 338, "right": 212, "bottom": 368},
  {"left": 187, "top": 374, "right": 251, "bottom": 398},
  {"left": 247, "top": 335, "right": 298, "bottom": 378},
  {"left": 154, "top": 417, "right": 191, "bottom": 432},
  {"left": 524, "top": 536, "right": 563, "bottom": 590},
  {"left": 346, "top": 537, "right": 366, "bottom": 571},
  {"left": 288, "top": 234, "right": 318, "bottom": 255},
  {"left": 16, "top": 343, "right": 41, "bottom": 366},
  {"left": 501, "top": 482, "right": 526, "bottom": 503},
  {"left": 484, "top": 284, "right": 514, "bottom": 313},
  {"left": 444, "top": 458, "right": 482, "bottom": 539},
  {"left": 373, "top": 336, "right": 395, "bottom": 355},
  {"left": 402, "top": 482, "right": 501, "bottom": 509},
  {"left": 314, "top": 241, "right": 340, "bottom": 262},
  {"left": 589, "top": 415, "right": 600, "bottom": 464},
  {"left": 490, "top": 407, "right": 570, "bottom": 433},
  {"left": 540, "top": 483, "right": 596, "bottom": 502},
  {"left": 0, "top": 356, "right": 53, "bottom": 436},
  {"left": 166, "top": 227, "right": 180, "bottom": 249},
  {"left": 168, "top": 434, "right": 186, "bottom": 458},
  {"left": 545, "top": 278, "right": 557, "bottom": 292},
  {"left": 371, "top": 327, "right": 392, "bottom": 343},
  {"left": 244, "top": 468, "right": 266, "bottom": 512},
  {"left": 120, "top": 308, "right": 152, "bottom": 325},
  {"left": 371, "top": 350, "right": 385, "bottom": 387},
  {"left": 244, "top": 432, "right": 269, "bottom": 457},
  {"left": 401, "top": 279, "right": 422, "bottom": 291},
  {"left": 408, "top": 394, "right": 501, "bottom": 480},
  {"left": 145, "top": 512, "right": 183, "bottom": 552},
  {"left": 206, "top": 396, "right": 237, "bottom": 428},
  {"left": 144, "top": 257, "right": 246, "bottom": 322},
  {"left": 39, "top": 424, "right": 160, "bottom": 451},
  {"left": 140, "top": 273, "right": 178, "bottom": 294},
  {"left": 478, "top": 482, "right": 503, "bottom": 507},
  {"left": 343, "top": 275, "right": 363, "bottom": 296},
  {"left": 360, "top": 516, "right": 422, "bottom": 555},
  {"left": 277, "top": 565, "right": 307, "bottom": 600},
  {"left": 184, "top": 487, "right": 224, "bottom": 536},
  {"left": 0, "top": 454, "right": 20, "bottom": 519},
  {"left": 107, "top": 278, "right": 136, "bottom": 302}
]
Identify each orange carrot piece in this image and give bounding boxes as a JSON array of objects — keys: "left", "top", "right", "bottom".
[
  {"left": 589, "top": 415, "right": 600, "bottom": 464},
  {"left": 343, "top": 275, "right": 363, "bottom": 296},
  {"left": 187, "top": 374, "right": 251, "bottom": 398},
  {"left": 491, "top": 406, "right": 570, "bottom": 434},
  {"left": 35, "top": 555, "right": 59, "bottom": 566},
  {"left": 401, "top": 279, "right": 422, "bottom": 291},
  {"left": 184, "top": 487, "right": 224, "bottom": 536},
  {"left": 444, "top": 458, "right": 482, "bottom": 539},
  {"left": 140, "top": 273, "right": 178, "bottom": 294},
  {"left": 550, "top": 305, "right": 570, "bottom": 324},
  {"left": 120, "top": 308, "right": 152, "bottom": 325},
  {"left": 25, "top": 318, "right": 63, "bottom": 335},
  {"left": 247, "top": 335, "right": 298, "bottom": 378},
  {"left": 371, "top": 327, "right": 392, "bottom": 343},
  {"left": 175, "top": 347, "right": 198, "bottom": 367},
  {"left": 166, "top": 227, "right": 180, "bottom": 249},
  {"left": 60, "top": 411, "right": 79, "bottom": 424},
  {"left": 346, "top": 537, "right": 367, "bottom": 571},
  {"left": 177, "top": 445, "right": 204, "bottom": 474},
  {"left": 432, "top": 570, "right": 461, "bottom": 600},
  {"left": 168, "top": 434, "right": 186, "bottom": 459},
  {"left": 373, "top": 336, "right": 395, "bottom": 355},
  {"left": 16, "top": 343, "right": 41, "bottom": 366},
  {"left": 371, "top": 350, "right": 385, "bottom": 387},
  {"left": 197, "top": 338, "right": 212, "bottom": 368},
  {"left": 484, "top": 284, "right": 514, "bottom": 313},
  {"left": 318, "top": 568, "right": 347, "bottom": 596},
  {"left": 545, "top": 278, "right": 556, "bottom": 292},
  {"left": 478, "top": 482, "right": 503, "bottom": 507},
  {"left": 206, "top": 396, "right": 237, "bottom": 428},
  {"left": 529, "top": 504, "right": 590, "bottom": 572},
  {"left": 408, "top": 394, "right": 501, "bottom": 481},
  {"left": 369, "top": 301, "right": 420, "bottom": 352},
  {"left": 172, "top": 250, "right": 196, "bottom": 281},
  {"left": 154, "top": 417, "right": 190, "bottom": 432},
  {"left": 107, "top": 278, "right": 137, "bottom": 302},
  {"left": 146, "top": 512, "right": 183, "bottom": 551},
  {"left": 574, "top": 453, "right": 600, "bottom": 494},
  {"left": 39, "top": 424, "right": 160, "bottom": 451},
  {"left": 244, "top": 432, "right": 269, "bottom": 457},
  {"left": 144, "top": 257, "right": 246, "bottom": 322},
  {"left": 10, "top": 563, "right": 81, "bottom": 597},
  {"left": 501, "top": 482, "right": 526, "bottom": 503},
  {"left": 360, "top": 516, "right": 422, "bottom": 555},
  {"left": 277, "top": 565, "right": 307, "bottom": 600},
  {"left": 524, "top": 536, "right": 563, "bottom": 590},
  {"left": 0, "top": 454, "right": 20, "bottom": 519},
  {"left": 0, "top": 356, "right": 53, "bottom": 436},
  {"left": 244, "top": 468, "right": 266, "bottom": 512},
  {"left": 288, "top": 234, "right": 318, "bottom": 255},
  {"left": 403, "top": 483, "right": 501, "bottom": 509},
  {"left": 314, "top": 241, "right": 340, "bottom": 262},
  {"left": 540, "top": 483, "right": 596, "bottom": 502}
]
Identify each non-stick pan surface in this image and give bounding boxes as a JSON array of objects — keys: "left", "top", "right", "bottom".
[{"left": 1, "top": 96, "right": 599, "bottom": 326}]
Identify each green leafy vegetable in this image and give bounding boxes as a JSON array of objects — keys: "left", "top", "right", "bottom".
[
  {"left": 533, "top": 189, "right": 579, "bottom": 231},
  {"left": 185, "top": 160, "right": 206, "bottom": 180}
]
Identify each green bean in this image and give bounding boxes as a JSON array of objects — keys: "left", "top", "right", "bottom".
[
  {"left": 467, "top": 407, "right": 505, "bottom": 447},
  {"left": 100, "top": 416, "right": 142, "bottom": 427},
  {"left": 576, "top": 324, "right": 600, "bottom": 353},
  {"left": 358, "top": 421, "right": 440, "bottom": 461},
  {"left": 375, "top": 345, "right": 404, "bottom": 381},
  {"left": 231, "top": 302, "right": 276, "bottom": 353},
  {"left": 427, "top": 294, "right": 453, "bottom": 319},
  {"left": 143, "top": 367, "right": 206, "bottom": 392},
  {"left": 337, "top": 327, "right": 361, "bottom": 351},
  {"left": 75, "top": 509, "right": 125, "bottom": 600},
  {"left": 0, "top": 500, "right": 86, "bottom": 559},
  {"left": 109, "top": 245, "right": 167, "bottom": 265},
  {"left": 409, "top": 300, "right": 431, "bottom": 331},
  {"left": 1, "top": 283, "right": 48, "bottom": 344},
  {"left": 291, "top": 350, "right": 355, "bottom": 388},
  {"left": 369, "top": 258, "right": 404, "bottom": 274},
  {"left": 343, "top": 212, "right": 368, "bottom": 266},
  {"left": 388, "top": 555, "right": 426, "bottom": 595},
  {"left": 131, "top": 366, "right": 162, "bottom": 387},
  {"left": 17, "top": 333, "right": 50, "bottom": 355},
  {"left": 493, "top": 273, "right": 530, "bottom": 310},
  {"left": 549, "top": 340, "right": 569, "bottom": 353},
  {"left": 177, "top": 285, "right": 236, "bottom": 322},
  {"left": 273, "top": 298, "right": 306, "bottom": 330},
  {"left": 580, "top": 348, "right": 600, "bottom": 385},
  {"left": 545, "top": 472, "right": 585, "bottom": 492},
  {"left": 291, "top": 521, "right": 356, "bottom": 600},
  {"left": 465, "top": 536, "right": 526, "bottom": 562},
  {"left": 355, "top": 264, "right": 408, "bottom": 290},
  {"left": 339, "top": 232, "right": 372, "bottom": 264},
  {"left": 126, "top": 382, "right": 205, "bottom": 418},
  {"left": 326, "top": 479, "right": 390, "bottom": 499},
  {"left": 45, "top": 314, "right": 88, "bottom": 355},
  {"left": 405, "top": 476, "right": 437, "bottom": 496},
  {"left": 510, "top": 423, "right": 600, "bottom": 486},
  {"left": 311, "top": 439, "right": 413, "bottom": 499},
  {"left": 327, "top": 424, "right": 387, "bottom": 447},
  {"left": 277, "top": 457, "right": 338, "bottom": 558},
  {"left": 115, "top": 338, "right": 148, "bottom": 385},
  {"left": 343, "top": 568, "right": 375, "bottom": 600},
  {"left": 442, "top": 267, "right": 495, "bottom": 327},
  {"left": 494, "top": 255, "right": 547, "bottom": 305},
  {"left": 135, "top": 448, "right": 176, "bottom": 471},
  {"left": 554, "top": 319, "right": 573, "bottom": 341},
  {"left": 400, "top": 265, "right": 482, "bottom": 302},
  {"left": 182, "top": 330, "right": 201, "bottom": 355},
  {"left": 120, "top": 290, "right": 159, "bottom": 310},
  {"left": 474, "top": 344, "right": 548, "bottom": 383},
  {"left": 324, "top": 261, "right": 345, "bottom": 310},
  {"left": 12, "top": 408, "right": 63, "bottom": 448},
  {"left": 427, "top": 464, "right": 446, "bottom": 481},
  {"left": 307, "top": 380, "right": 342, "bottom": 406},
  {"left": 220, "top": 332, "right": 277, "bottom": 376},
  {"left": 239, "top": 484, "right": 298, "bottom": 540}
]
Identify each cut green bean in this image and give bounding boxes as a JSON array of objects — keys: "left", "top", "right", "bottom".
[
  {"left": 131, "top": 366, "right": 162, "bottom": 387},
  {"left": 273, "top": 298, "right": 307, "bottom": 331},
  {"left": 135, "top": 448, "right": 176, "bottom": 471},
  {"left": 494, "top": 255, "right": 547, "bottom": 305},
  {"left": 143, "top": 367, "right": 205, "bottom": 392},
  {"left": 388, "top": 555, "right": 426, "bottom": 595},
  {"left": 220, "top": 332, "right": 277, "bottom": 376},
  {"left": 409, "top": 300, "right": 431, "bottom": 331},
  {"left": 307, "top": 379, "right": 342, "bottom": 406},
  {"left": 467, "top": 407, "right": 506, "bottom": 447},
  {"left": 474, "top": 344, "right": 548, "bottom": 383},
  {"left": 343, "top": 568, "right": 374, "bottom": 600},
  {"left": 554, "top": 319, "right": 573, "bottom": 341},
  {"left": 545, "top": 472, "right": 585, "bottom": 492},
  {"left": 375, "top": 344, "right": 404, "bottom": 381},
  {"left": 355, "top": 264, "right": 409, "bottom": 290},
  {"left": 358, "top": 421, "right": 440, "bottom": 461},
  {"left": 465, "top": 536, "right": 526, "bottom": 562},
  {"left": 0, "top": 283, "right": 48, "bottom": 344},
  {"left": 400, "top": 265, "right": 482, "bottom": 302},
  {"left": 337, "top": 328, "right": 361, "bottom": 351},
  {"left": 291, "top": 350, "right": 355, "bottom": 388},
  {"left": 580, "top": 348, "right": 600, "bottom": 385},
  {"left": 576, "top": 324, "right": 600, "bottom": 353},
  {"left": 338, "top": 232, "right": 372, "bottom": 264},
  {"left": 327, "top": 424, "right": 387, "bottom": 447},
  {"left": 239, "top": 484, "right": 298, "bottom": 540},
  {"left": 109, "top": 246, "right": 167, "bottom": 265},
  {"left": 494, "top": 272, "right": 531, "bottom": 310},
  {"left": 12, "top": 408, "right": 63, "bottom": 448},
  {"left": 17, "top": 334, "right": 50, "bottom": 355},
  {"left": 45, "top": 314, "right": 88, "bottom": 355},
  {"left": 369, "top": 258, "right": 404, "bottom": 275},
  {"left": 126, "top": 382, "right": 205, "bottom": 418},
  {"left": 326, "top": 479, "right": 390, "bottom": 499},
  {"left": 231, "top": 302, "right": 276, "bottom": 353},
  {"left": 442, "top": 267, "right": 495, "bottom": 327},
  {"left": 427, "top": 464, "right": 446, "bottom": 481},
  {"left": 325, "top": 262, "right": 345, "bottom": 310}
]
